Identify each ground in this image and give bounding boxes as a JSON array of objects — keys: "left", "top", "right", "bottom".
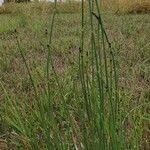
[{"left": 0, "top": 2, "right": 150, "bottom": 149}]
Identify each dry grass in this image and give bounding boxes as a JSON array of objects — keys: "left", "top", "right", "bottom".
[
  {"left": 1, "top": 1, "right": 150, "bottom": 15},
  {"left": 0, "top": 138, "right": 7, "bottom": 150},
  {"left": 117, "top": 0, "right": 150, "bottom": 14},
  {"left": 0, "top": 5, "right": 11, "bottom": 14},
  {"left": 0, "top": 2, "right": 81, "bottom": 15},
  {"left": 101, "top": 0, "right": 118, "bottom": 12}
]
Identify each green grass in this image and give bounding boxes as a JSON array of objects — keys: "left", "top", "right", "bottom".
[{"left": 0, "top": 2, "right": 150, "bottom": 149}]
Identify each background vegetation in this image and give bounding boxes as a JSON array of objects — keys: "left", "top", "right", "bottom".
[{"left": 0, "top": 0, "right": 150, "bottom": 149}]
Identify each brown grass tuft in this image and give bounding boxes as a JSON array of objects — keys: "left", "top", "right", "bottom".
[
  {"left": 117, "top": 0, "right": 150, "bottom": 14},
  {"left": 0, "top": 5, "right": 11, "bottom": 14}
]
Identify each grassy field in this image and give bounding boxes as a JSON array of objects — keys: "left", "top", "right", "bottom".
[{"left": 0, "top": 1, "right": 150, "bottom": 150}]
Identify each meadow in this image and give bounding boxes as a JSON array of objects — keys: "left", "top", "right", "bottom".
[{"left": 0, "top": 1, "right": 150, "bottom": 149}]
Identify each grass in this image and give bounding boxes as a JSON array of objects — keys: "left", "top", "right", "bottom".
[
  {"left": 0, "top": 1, "right": 150, "bottom": 149},
  {"left": 117, "top": 0, "right": 150, "bottom": 14},
  {"left": 0, "top": 2, "right": 81, "bottom": 15}
]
